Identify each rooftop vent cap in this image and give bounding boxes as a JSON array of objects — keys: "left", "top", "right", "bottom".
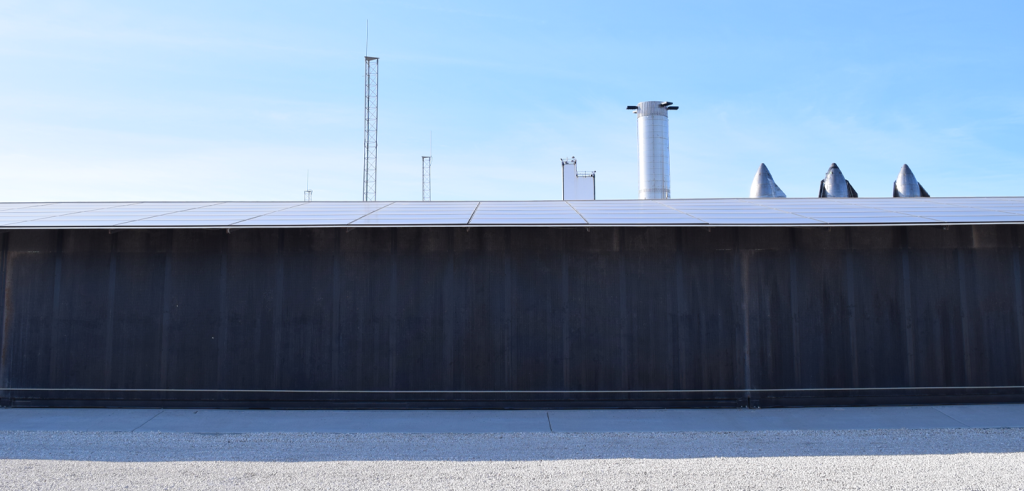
[
  {"left": 893, "top": 164, "right": 930, "bottom": 197},
  {"left": 749, "top": 163, "right": 786, "bottom": 198},
  {"left": 818, "top": 163, "right": 858, "bottom": 198}
]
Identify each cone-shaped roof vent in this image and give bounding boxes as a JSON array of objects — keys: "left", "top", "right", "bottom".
[
  {"left": 893, "top": 164, "right": 930, "bottom": 197},
  {"left": 819, "top": 163, "right": 858, "bottom": 198},
  {"left": 749, "top": 163, "right": 786, "bottom": 198}
]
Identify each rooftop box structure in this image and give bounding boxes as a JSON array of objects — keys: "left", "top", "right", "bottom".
[{"left": 561, "top": 158, "right": 596, "bottom": 201}]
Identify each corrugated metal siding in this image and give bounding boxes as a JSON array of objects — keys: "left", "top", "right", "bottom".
[{"left": 0, "top": 226, "right": 1022, "bottom": 408}]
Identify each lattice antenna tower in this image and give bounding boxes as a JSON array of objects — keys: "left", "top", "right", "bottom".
[
  {"left": 362, "top": 22, "right": 379, "bottom": 201},
  {"left": 422, "top": 132, "right": 431, "bottom": 201}
]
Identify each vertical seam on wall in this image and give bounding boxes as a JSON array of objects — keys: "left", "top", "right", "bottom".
[
  {"left": 789, "top": 245, "right": 802, "bottom": 386},
  {"left": 444, "top": 228, "right": 455, "bottom": 393},
  {"left": 273, "top": 231, "right": 284, "bottom": 390},
  {"left": 761, "top": 247, "right": 773, "bottom": 401},
  {"left": 666, "top": 229, "right": 678, "bottom": 391},
  {"left": 958, "top": 248, "right": 972, "bottom": 386},
  {"left": 159, "top": 232, "right": 174, "bottom": 393},
  {"left": 674, "top": 227, "right": 685, "bottom": 392},
  {"left": 216, "top": 236, "right": 228, "bottom": 394},
  {"left": 331, "top": 229, "right": 341, "bottom": 391},
  {"left": 845, "top": 252, "right": 859, "bottom": 388},
  {"left": 617, "top": 228, "right": 629, "bottom": 396},
  {"left": 48, "top": 231, "right": 63, "bottom": 389},
  {"left": 741, "top": 250, "right": 752, "bottom": 405},
  {"left": 901, "top": 245, "right": 916, "bottom": 387},
  {"left": 504, "top": 228, "right": 514, "bottom": 391},
  {"left": 0, "top": 232, "right": 10, "bottom": 401},
  {"left": 389, "top": 228, "right": 397, "bottom": 391},
  {"left": 561, "top": 232, "right": 570, "bottom": 395},
  {"left": 104, "top": 233, "right": 118, "bottom": 394},
  {"left": 353, "top": 230, "right": 365, "bottom": 391},
  {"left": 1013, "top": 245, "right": 1024, "bottom": 386}
]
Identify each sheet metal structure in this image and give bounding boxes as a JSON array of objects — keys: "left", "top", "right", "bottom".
[
  {"left": 561, "top": 158, "right": 596, "bottom": 201},
  {"left": 1, "top": 201, "right": 1024, "bottom": 408},
  {"left": 633, "top": 101, "right": 675, "bottom": 199},
  {"left": 422, "top": 156, "right": 431, "bottom": 202},
  {"left": 2, "top": 198, "right": 1024, "bottom": 229}
]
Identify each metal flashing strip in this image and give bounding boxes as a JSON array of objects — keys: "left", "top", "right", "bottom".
[
  {"left": 4, "top": 385, "right": 1024, "bottom": 394},
  {"left": 1, "top": 198, "right": 1024, "bottom": 229}
]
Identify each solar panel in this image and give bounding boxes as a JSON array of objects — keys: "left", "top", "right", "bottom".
[
  {"left": 124, "top": 202, "right": 298, "bottom": 227},
  {"left": 1, "top": 198, "right": 1024, "bottom": 228},
  {"left": 352, "top": 202, "right": 479, "bottom": 225},
  {"left": 471, "top": 201, "right": 585, "bottom": 225},
  {"left": 237, "top": 202, "right": 390, "bottom": 226}
]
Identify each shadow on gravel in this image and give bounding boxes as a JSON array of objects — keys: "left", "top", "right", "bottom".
[{"left": 0, "top": 428, "right": 1023, "bottom": 462}]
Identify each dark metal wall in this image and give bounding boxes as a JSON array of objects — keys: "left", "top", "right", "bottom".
[{"left": 1, "top": 226, "right": 1023, "bottom": 408}]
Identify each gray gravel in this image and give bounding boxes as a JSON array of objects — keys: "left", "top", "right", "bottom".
[{"left": 1, "top": 428, "right": 1023, "bottom": 489}]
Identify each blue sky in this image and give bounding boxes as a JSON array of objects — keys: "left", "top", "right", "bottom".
[{"left": 1, "top": 1, "right": 1021, "bottom": 202}]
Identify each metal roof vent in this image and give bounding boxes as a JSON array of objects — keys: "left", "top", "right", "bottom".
[
  {"left": 749, "top": 163, "right": 786, "bottom": 198},
  {"left": 893, "top": 164, "right": 930, "bottom": 197},
  {"left": 818, "top": 163, "right": 858, "bottom": 198},
  {"left": 627, "top": 101, "right": 678, "bottom": 199}
]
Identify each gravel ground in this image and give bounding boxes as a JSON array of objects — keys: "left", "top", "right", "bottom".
[{"left": 1, "top": 428, "right": 1022, "bottom": 490}]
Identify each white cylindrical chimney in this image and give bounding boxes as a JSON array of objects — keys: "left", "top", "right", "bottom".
[{"left": 630, "top": 101, "right": 676, "bottom": 199}]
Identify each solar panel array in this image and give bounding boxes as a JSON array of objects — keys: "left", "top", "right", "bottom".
[{"left": 1, "top": 198, "right": 1024, "bottom": 228}]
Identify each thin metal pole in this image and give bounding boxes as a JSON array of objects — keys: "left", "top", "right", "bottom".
[
  {"left": 304, "top": 170, "right": 312, "bottom": 202},
  {"left": 422, "top": 132, "right": 432, "bottom": 201}
]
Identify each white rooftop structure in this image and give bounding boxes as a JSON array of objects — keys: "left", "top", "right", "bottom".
[
  {"left": 561, "top": 157, "right": 595, "bottom": 201},
  {"left": 628, "top": 101, "right": 678, "bottom": 200},
  {"left": 1, "top": 198, "right": 1024, "bottom": 228}
]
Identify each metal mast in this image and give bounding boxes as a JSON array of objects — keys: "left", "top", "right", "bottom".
[
  {"left": 422, "top": 132, "right": 431, "bottom": 201},
  {"left": 362, "top": 56, "right": 379, "bottom": 201},
  {"left": 304, "top": 171, "right": 313, "bottom": 201},
  {"left": 421, "top": 156, "right": 431, "bottom": 201}
]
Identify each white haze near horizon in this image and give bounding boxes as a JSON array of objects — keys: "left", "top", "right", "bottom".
[{"left": 0, "top": 1, "right": 1021, "bottom": 202}]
